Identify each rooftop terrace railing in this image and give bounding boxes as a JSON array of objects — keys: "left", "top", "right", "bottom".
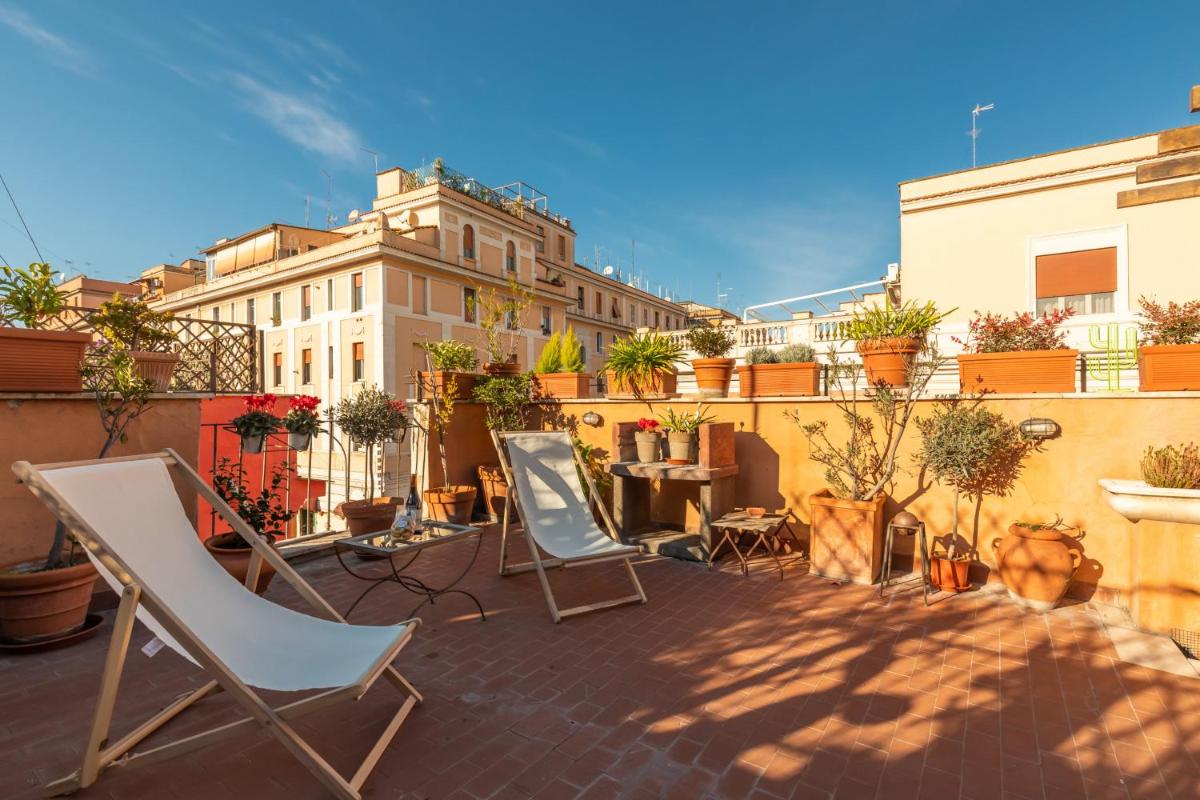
[{"left": 404, "top": 162, "right": 571, "bottom": 227}]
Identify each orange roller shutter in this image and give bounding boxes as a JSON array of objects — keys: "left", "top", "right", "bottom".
[{"left": 1035, "top": 247, "right": 1117, "bottom": 298}]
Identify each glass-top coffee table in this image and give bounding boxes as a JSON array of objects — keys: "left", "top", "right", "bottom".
[{"left": 333, "top": 521, "right": 486, "bottom": 621}]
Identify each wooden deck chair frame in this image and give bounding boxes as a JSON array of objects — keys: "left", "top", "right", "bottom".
[
  {"left": 12, "top": 449, "right": 422, "bottom": 800},
  {"left": 490, "top": 431, "right": 647, "bottom": 623}
]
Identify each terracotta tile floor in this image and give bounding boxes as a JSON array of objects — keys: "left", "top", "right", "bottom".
[{"left": 2, "top": 527, "right": 1197, "bottom": 800}]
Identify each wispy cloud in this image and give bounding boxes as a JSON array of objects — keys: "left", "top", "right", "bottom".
[
  {"left": 554, "top": 131, "right": 607, "bottom": 160},
  {"left": 228, "top": 73, "right": 363, "bottom": 161},
  {"left": 0, "top": 4, "right": 90, "bottom": 75}
]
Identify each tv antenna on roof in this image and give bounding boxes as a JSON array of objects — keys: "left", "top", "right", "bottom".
[
  {"left": 320, "top": 170, "right": 336, "bottom": 229},
  {"left": 359, "top": 146, "right": 379, "bottom": 175},
  {"left": 969, "top": 102, "right": 995, "bottom": 168}
]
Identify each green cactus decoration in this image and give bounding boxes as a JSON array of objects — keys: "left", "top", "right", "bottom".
[{"left": 1087, "top": 323, "right": 1138, "bottom": 392}]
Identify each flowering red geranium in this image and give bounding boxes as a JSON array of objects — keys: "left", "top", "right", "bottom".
[
  {"left": 636, "top": 418, "right": 659, "bottom": 432},
  {"left": 243, "top": 393, "right": 277, "bottom": 412},
  {"left": 390, "top": 399, "right": 408, "bottom": 414},
  {"left": 289, "top": 394, "right": 321, "bottom": 412},
  {"left": 954, "top": 308, "right": 1074, "bottom": 354},
  {"left": 232, "top": 394, "right": 280, "bottom": 438},
  {"left": 284, "top": 395, "right": 323, "bottom": 436}
]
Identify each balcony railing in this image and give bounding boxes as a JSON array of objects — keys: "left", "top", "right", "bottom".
[{"left": 404, "top": 162, "right": 570, "bottom": 227}]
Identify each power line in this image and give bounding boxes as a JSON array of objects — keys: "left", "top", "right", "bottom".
[{"left": 0, "top": 172, "right": 44, "bottom": 263}]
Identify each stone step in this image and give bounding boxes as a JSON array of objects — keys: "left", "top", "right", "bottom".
[{"left": 627, "top": 529, "right": 707, "bottom": 562}]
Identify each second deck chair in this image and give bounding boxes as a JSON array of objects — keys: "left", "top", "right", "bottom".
[
  {"left": 13, "top": 449, "right": 422, "bottom": 800},
  {"left": 492, "top": 430, "right": 647, "bottom": 622}
]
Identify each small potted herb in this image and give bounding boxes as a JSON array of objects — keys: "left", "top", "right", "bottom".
[
  {"left": 954, "top": 308, "right": 1076, "bottom": 393},
  {"left": 657, "top": 404, "right": 717, "bottom": 464},
  {"left": 737, "top": 343, "right": 820, "bottom": 397},
  {"left": 604, "top": 332, "right": 684, "bottom": 398},
  {"left": 533, "top": 326, "right": 590, "bottom": 399},
  {"left": 686, "top": 325, "right": 737, "bottom": 397},
  {"left": 283, "top": 394, "right": 322, "bottom": 450},
  {"left": 231, "top": 394, "right": 281, "bottom": 454},
  {"left": 419, "top": 340, "right": 480, "bottom": 400},
  {"left": 846, "top": 300, "right": 950, "bottom": 388},
  {"left": 208, "top": 458, "right": 295, "bottom": 594},
  {"left": 1137, "top": 296, "right": 1200, "bottom": 390},
  {"left": 0, "top": 261, "right": 91, "bottom": 392},
  {"left": 88, "top": 294, "right": 180, "bottom": 391},
  {"left": 333, "top": 385, "right": 410, "bottom": 534},
  {"left": 634, "top": 418, "right": 661, "bottom": 463},
  {"left": 473, "top": 278, "right": 535, "bottom": 376}
]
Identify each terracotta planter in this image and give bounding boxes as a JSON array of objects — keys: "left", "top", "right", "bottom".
[
  {"left": 424, "top": 485, "right": 477, "bottom": 525},
  {"left": 535, "top": 372, "right": 591, "bottom": 399},
  {"left": 477, "top": 465, "right": 512, "bottom": 521},
  {"left": 634, "top": 431, "right": 661, "bottom": 463},
  {"left": 737, "top": 362, "right": 821, "bottom": 397},
  {"left": 931, "top": 556, "right": 971, "bottom": 593},
  {"left": 665, "top": 431, "right": 695, "bottom": 464},
  {"left": 0, "top": 559, "right": 99, "bottom": 643},
  {"left": 957, "top": 349, "right": 1078, "bottom": 394},
  {"left": 857, "top": 338, "right": 921, "bottom": 388},
  {"left": 204, "top": 534, "right": 278, "bottom": 595},
  {"left": 483, "top": 361, "right": 521, "bottom": 377},
  {"left": 604, "top": 369, "right": 678, "bottom": 399},
  {"left": 991, "top": 523, "right": 1082, "bottom": 612},
  {"left": 130, "top": 350, "right": 180, "bottom": 392},
  {"left": 1138, "top": 343, "right": 1200, "bottom": 391},
  {"left": 0, "top": 328, "right": 91, "bottom": 393},
  {"left": 336, "top": 497, "right": 401, "bottom": 536},
  {"left": 692, "top": 358, "right": 735, "bottom": 398},
  {"left": 420, "top": 371, "right": 479, "bottom": 401},
  {"left": 808, "top": 490, "right": 887, "bottom": 584}
]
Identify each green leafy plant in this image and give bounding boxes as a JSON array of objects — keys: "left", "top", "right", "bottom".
[
  {"left": 421, "top": 339, "right": 478, "bottom": 372},
  {"left": 472, "top": 277, "right": 536, "bottom": 364},
  {"left": 1140, "top": 443, "right": 1200, "bottom": 490},
  {"left": 605, "top": 332, "right": 684, "bottom": 391},
  {"left": 1138, "top": 297, "right": 1200, "bottom": 346},
  {"left": 658, "top": 403, "right": 717, "bottom": 434},
  {"left": 560, "top": 326, "right": 584, "bottom": 372},
  {"left": 777, "top": 343, "right": 816, "bottom": 363},
  {"left": 686, "top": 325, "right": 736, "bottom": 358},
  {"left": 535, "top": 332, "right": 562, "bottom": 373},
  {"left": 211, "top": 459, "right": 295, "bottom": 546},
  {"left": 1013, "top": 516, "right": 1069, "bottom": 532},
  {"left": 745, "top": 347, "right": 778, "bottom": 365},
  {"left": 473, "top": 373, "right": 534, "bottom": 431},
  {"left": 0, "top": 262, "right": 64, "bottom": 328},
  {"left": 845, "top": 300, "right": 951, "bottom": 344},
  {"left": 88, "top": 294, "right": 177, "bottom": 352},
  {"left": 332, "top": 385, "right": 409, "bottom": 501}
]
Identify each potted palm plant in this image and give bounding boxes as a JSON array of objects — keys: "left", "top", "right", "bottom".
[
  {"left": 658, "top": 404, "right": 717, "bottom": 464},
  {"left": 687, "top": 325, "right": 737, "bottom": 398},
  {"left": 533, "top": 326, "right": 590, "bottom": 399},
  {"left": 634, "top": 418, "right": 661, "bottom": 463},
  {"left": 846, "top": 300, "right": 950, "bottom": 388},
  {"left": 473, "top": 372, "right": 533, "bottom": 519},
  {"left": 231, "top": 394, "right": 280, "bottom": 454},
  {"left": 737, "top": 343, "right": 820, "bottom": 397},
  {"left": 474, "top": 278, "right": 535, "bottom": 376},
  {"left": 0, "top": 261, "right": 91, "bottom": 392},
  {"left": 955, "top": 308, "right": 1076, "bottom": 393},
  {"left": 419, "top": 340, "right": 479, "bottom": 401},
  {"left": 604, "top": 332, "right": 684, "bottom": 398},
  {"left": 0, "top": 344, "right": 153, "bottom": 644},
  {"left": 283, "top": 394, "right": 322, "bottom": 450},
  {"left": 421, "top": 350, "right": 477, "bottom": 524},
  {"left": 208, "top": 458, "right": 295, "bottom": 594},
  {"left": 333, "top": 385, "right": 410, "bottom": 535},
  {"left": 1137, "top": 297, "right": 1200, "bottom": 390},
  {"left": 88, "top": 294, "right": 179, "bottom": 391}
]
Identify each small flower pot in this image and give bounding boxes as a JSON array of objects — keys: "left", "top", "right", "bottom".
[
  {"left": 857, "top": 337, "right": 921, "bottom": 388},
  {"left": 930, "top": 556, "right": 971, "bottom": 592},
  {"left": 634, "top": 431, "right": 661, "bottom": 463},
  {"left": 204, "top": 534, "right": 277, "bottom": 595},
  {"left": 692, "top": 357, "right": 735, "bottom": 398},
  {"left": 0, "top": 559, "right": 99, "bottom": 643},
  {"left": 424, "top": 485, "right": 478, "bottom": 525},
  {"left": 665, "top": 431, "right": 695, "bottom": 464},
  {"left": 240, "top": 434, "right": 265, "bottom": 454},
  {"left": 130, "top": 350, "right": 181, "bottom": 392},
  {"left": 1138, "top": 343, "right": 1200, "bottom": 391},
  {"left": 287, "top": 432, "right": 312, "bottom": 451}
]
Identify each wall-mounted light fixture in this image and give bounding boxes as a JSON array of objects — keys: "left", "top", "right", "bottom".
[
  {"left": 581, "top": 411, "right": 602, "bottom": 427},
  {"left": 1019, "top": 417, "right": 1060, "bottom": 440}
]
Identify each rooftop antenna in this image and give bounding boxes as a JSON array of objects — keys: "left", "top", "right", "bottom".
[
  {"left": 304, "top": 194, "right": 311, "bottom": 227},
  {"left": 631, "top": 238, "right": 636, "bottom": 274},
  {"left": 320, "top": 170, "right": 336, "bottom": 229},
  {"left": 359, "top": 146, "right": 379, "bottom": 174},
  {"left": 969, "top": 102, "right": 995, "bottom": 168}
]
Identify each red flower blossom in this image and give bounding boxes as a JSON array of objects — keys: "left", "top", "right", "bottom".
[
  {"left": 636, "top": 418, "right": 659, "bottom": 432},
  {"left": 243, "top": 394, "right": 276, "bottom": 412},
  {"left": 290, "top": 394, "right": 321, "bottom": 412}
]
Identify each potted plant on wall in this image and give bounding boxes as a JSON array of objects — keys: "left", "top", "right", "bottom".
[
  {"left": 0, "top": 344, "right": 153, "bottom": 644},
  {"left": 419, "top": 340, "right": 479, "bottom": 401},
  {"left": 333, "top": 385, "right": 410, "bottom": 535},
  {"left": 790, "top": 346, "right": 943, "bottom": 583},
  {"left": 474, "top": 277, "right": 535, "bottom": 376},
  {"left": 604, "top": 332, "right": 684, "bottom": 399},
  {"left": 283, "top": 394, "right": 322, "bottom": 450},
  {"left": 738, "top": 344, "right": 821, "bottom": 397},
  {"left": 1137, "top": 296, "right": 1200, "bottom": 390},
  {"left": 635, "top": 418, "right": 661, "bottom": 463},
  {"left": 533, "top": 327, "right": 590, "bottom": 399},
  {"left": 686, "top": 325, "right": 737, "bottom": 398},
  {"left": 0, "top": 261, "right": 91, "bottom": 392},
  {"left": 846, "top": 300, "right": 950, "bottom": 388},
  {"left": 955, "top": 308, "right": 1076, "bottom": 393},
  {"left": 208, "top": 458, "right": 295, "bottom": 594},
  {"left": 231, "top": 394, "right": 280, "bottom": 454},
  {"left": 88, "top": 294, "right": 180, "bottom": 391},
  {"left": 1101, "top": 441, "right": 1200, "bottom": 526},
  {"left": 658, "top": 404, "right": 717, "bottom": 464},
  {"left": 420, "top": 350, "right": 477, "bottom": 524}
]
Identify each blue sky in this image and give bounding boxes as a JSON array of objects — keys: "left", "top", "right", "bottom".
[{"left": 1, "top": 2, "right": 1198, "bottom": 312}]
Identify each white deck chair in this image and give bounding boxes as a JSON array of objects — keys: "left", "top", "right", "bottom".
[
  {"left": 491, "top": 431, "right": 647, "bottom": 622},
  {"left": 12, "top": 450, "right": 422, "bottom": 800}
]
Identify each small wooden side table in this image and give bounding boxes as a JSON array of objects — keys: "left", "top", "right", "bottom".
[{"left": 708, "top": 511, "right": 802, "bottom": 580}]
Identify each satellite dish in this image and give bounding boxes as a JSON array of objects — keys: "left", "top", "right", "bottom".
[
  {"left": 602, "top": 265, "right": 614, "bottom": 276},
  {"left": 348, "top": 209, "right": 361, "bottom": 222}
]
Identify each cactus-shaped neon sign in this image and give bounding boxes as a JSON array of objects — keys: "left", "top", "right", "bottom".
[{"left": 1087, "top": 323, "right": 1138, "bottom": 392}]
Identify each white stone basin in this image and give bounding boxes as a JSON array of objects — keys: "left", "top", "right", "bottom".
[{"left": 1099, "top": 479, "right": 1200, "bottom": 525}]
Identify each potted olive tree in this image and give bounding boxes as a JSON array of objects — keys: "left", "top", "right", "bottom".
[
  {"left": 955, "top": 309, "right": 1076, "bottom": 393},
  {"left": 473, "top": 372, "right": 534, "bottom": 520},
  {"left": 231, "top": 394, "right": 280, "bottom": 454},
  {"left": 283, "top": 394, "right": 322, "bottom": 450},
  {"left": 687, "top": 325, "right": 737, "bottom": 398},
  {"left": 473, "top": 277, "right": 535, "bottom": 376},
  {"left": 658, "top": 404, "right": 717, "bottom": 464},
  {"left": 419, "top": 340, "right": 479, "bottom": 401},
  {"left": 88, "top": 294, "right": 180, "bottom": 391},
  {"left": 1137, "top": 297, "right": 1200, "bottom": 390},
  {"left": 208, "top": 458, "right": 294, "bottom": 594},
  {"left": 604, "top": 332, "right": 684, "bottom": 399},
  {"left": 0, "top": 261, "right": 91, "bottom": 392},
  {"left": 846, "top": 300, "right": 950, "bottom": 388},
  {"left": 737, "top": 343, "right": 820, "bottom": 397},
  {"left": 534, "top": 326, "right": 590, "bottom": 399},
  {"left": 333, "top": 385, "right": 410, "bottom": 535}
]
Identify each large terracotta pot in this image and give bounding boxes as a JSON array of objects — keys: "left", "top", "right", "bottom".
[
  {"left": 0, "top": 328, "right": 91, "bottom": 393},
  {"left": 692, "top": 358, "right": 735, "bottom": 398},
  {"left": 477, "top": 465, "right": 511, "bottom": 521},
  {"left": 991, "top": 523, "right": 1082, "bottom": 611},
  {"left": 424, "top": 485, "right": 477, "bottom": 525},
  {"left": 535, "top": 372, "right": 591, "bottom": 399},
  {"left": 857, "top": 338, "right": 921, "bottom": 387},
  {"left": 483, "top": 361, "right": 521, "bottom": 377},
  {"left": 957, "top": 349, "right": 1077, "bottom": 394},
  {"left": 336, "top": 497, "right": 401, "bottom": 535},
  {"left": 203, "top": 534, "right": 277, "bottom": 595},
  {"left": 419, "top": 371, "right": 479, "bottom": 401},
  {"left": 1139, "top": 343, "right": 1200, "bottom": 391},
  {"left": 0, "top": 559, "right": 99, "bottom": 643},
  {"left": 130, "top": 350, "right": 181, "bottom": 392},
  {"left": 634, "top": 431, "right": 661, "bottom": 463},
  {"left": 604, "top": 369, "right": 677, "bottom": 399},
  {"left": 737, "top": 362, "right": 821, "bottom": 397},
  {"left": 808, "top": 490, "right": 887, "bottom": 584}
]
